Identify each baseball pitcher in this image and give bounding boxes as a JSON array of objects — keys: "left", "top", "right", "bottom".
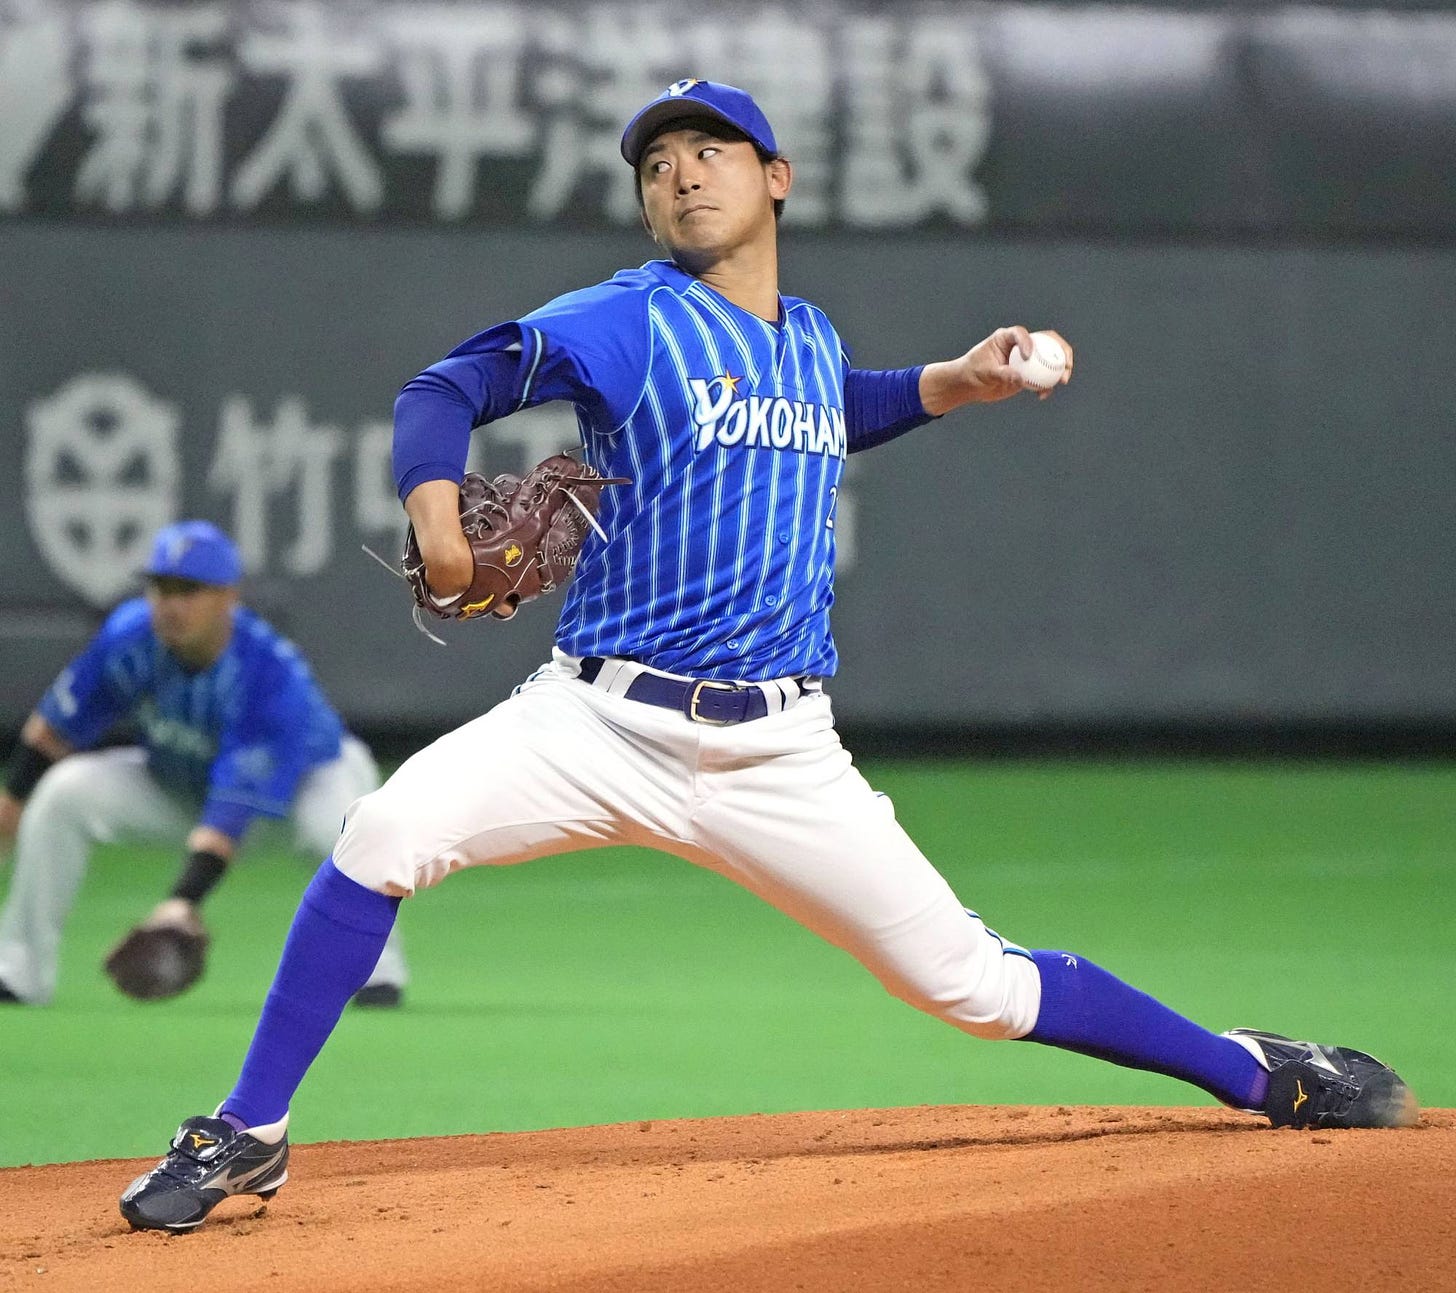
[{"left": 119, "top": 82, "right": 1416, "bottom": 1233}]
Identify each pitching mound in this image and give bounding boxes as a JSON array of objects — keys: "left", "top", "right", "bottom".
[{"left": 4, "top": 1105, "right": 1453, "bottom": 1292}]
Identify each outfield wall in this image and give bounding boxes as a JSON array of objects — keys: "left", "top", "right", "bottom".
[
  {"left": 2, "top": 1, "right": 1453, "bottom": 733},
  {"left": 4, "top": 224, "right": 1452, "bottom": 731}
]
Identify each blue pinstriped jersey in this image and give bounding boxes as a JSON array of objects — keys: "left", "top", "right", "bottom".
[
  {"left": 36, "top": 600, "right": 344, "bottom": 838},
  {"left": 478, "top": 260, "right": 849, "bottom": 680}
]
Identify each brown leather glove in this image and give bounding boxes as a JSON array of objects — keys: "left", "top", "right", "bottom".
[
  {"left": 403, "top": 454, "right": 627, "bottom": 623},
  {"left": 104, "top": 902, "right": 209, "bottom": 1001}
]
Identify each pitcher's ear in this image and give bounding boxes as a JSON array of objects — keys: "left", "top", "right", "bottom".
[{"left": 767, "top": 155, "right": 792, "bottom": 200}]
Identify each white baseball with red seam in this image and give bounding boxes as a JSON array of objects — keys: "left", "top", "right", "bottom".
[{"left": 1008, "top": 331, "right": 1067, "bottom": 390}]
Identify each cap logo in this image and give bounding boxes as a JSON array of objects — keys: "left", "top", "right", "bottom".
[
  {"left": 666, "top": 78, "right": 700, "bottom": 96},
  {"left": 163, "top": 534, "right": 192, "bottom": 565}
]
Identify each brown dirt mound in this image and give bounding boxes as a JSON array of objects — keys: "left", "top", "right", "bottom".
[{"left": 3, "top": 1105, "right": 1453, "bottom": 1292}]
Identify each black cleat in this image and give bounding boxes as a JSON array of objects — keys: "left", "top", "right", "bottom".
[
  {"left": 351, "top": 982, "right": 403, "bottom": 1008},
  {"left": 119, "top": 1114, "right": 289, "bottom": 1233},
  {"left": 0, "top": 981, "right": 21, "bottom": 1003},
  {"left": 1225, "top": 1028, "right": 1419, "bottom": 1129}
]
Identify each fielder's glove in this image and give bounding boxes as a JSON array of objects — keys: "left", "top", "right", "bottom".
[
  {"left": 402, "top": 454, "right": 628, "bottom": 628},
  {"left": 104, "top": 899, "right": 209, "bottom": 1001}
]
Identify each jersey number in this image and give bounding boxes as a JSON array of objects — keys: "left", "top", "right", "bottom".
[{"left": 826, "top": 486, "right": 838, "bottom": 530}]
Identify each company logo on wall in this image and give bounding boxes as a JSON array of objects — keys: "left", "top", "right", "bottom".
[
  {"left": 24, "top": 374, "right": 180, "bottom": 605},
  {"left": 22, "top": 371, "right": 860, "bottom": 606}
]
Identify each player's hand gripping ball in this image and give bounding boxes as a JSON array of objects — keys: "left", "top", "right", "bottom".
[
  {"left": 1008, "top": 331, "right": 1069, "bottom": 391},
  {"left": 403, "top": 453, "right": 628, "bottom": 623},
  {"left": 105, "top": 907, "right": 209, "bottom": 1000}
]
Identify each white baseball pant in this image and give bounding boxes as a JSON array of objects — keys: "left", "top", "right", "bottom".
[
  {"left": 334, "top": 655, "right": 1041, "bottom": 1040},
  {"left": 0, "top": 736, "right": 407, "bottom": 1004}
]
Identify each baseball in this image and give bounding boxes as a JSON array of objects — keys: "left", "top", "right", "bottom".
[{"left": 1008, "top": 331, "right": 1067, "bottom": 390}]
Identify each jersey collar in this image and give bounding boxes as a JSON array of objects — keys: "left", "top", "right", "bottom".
[{"left": 644, "top": 259, "right": 786, "bottom": 328}]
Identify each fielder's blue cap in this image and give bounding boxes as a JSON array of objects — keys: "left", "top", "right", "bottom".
[
  {"left": 620, "top": 79, "right": 778, "bottom": 166},
  {"left": 143, "top": 520, "right": 242, "bottom": 586}
]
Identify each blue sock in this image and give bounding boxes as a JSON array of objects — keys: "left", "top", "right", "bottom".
[
  {"left": 222, "top": 858, "right": 400, "bottom": 1129},
  {"left": 1025, "top": 950, "right": 1268, "bottom": 1110}
]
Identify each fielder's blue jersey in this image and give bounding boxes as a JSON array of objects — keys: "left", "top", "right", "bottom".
[
  {"left": 36, "top": 600, "right": 344, "bottom": 840},
  {"left": 410, "top": 260, "right": 861, "bottom": 679}
]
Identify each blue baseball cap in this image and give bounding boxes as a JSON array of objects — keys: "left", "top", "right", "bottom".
[
  {"left": 620, "top": 79, "right": 778, "bottom": 167},
  {"left": 143, "top": 520, "right": 242, "bottom": 586}
]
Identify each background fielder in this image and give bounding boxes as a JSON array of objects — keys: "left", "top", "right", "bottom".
[
  {"left": 118, "top": 80, "right": 1415, "bottom": 1234},
  {"left": 0, "top": 521, "right": 407, "bottom": 1007}
]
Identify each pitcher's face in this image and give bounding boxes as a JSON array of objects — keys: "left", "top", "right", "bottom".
[{"left": 638, "top": 129, "right": 789, "bottom": 268}]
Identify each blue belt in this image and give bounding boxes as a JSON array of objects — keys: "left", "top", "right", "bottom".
[{"left": 577, "top": 657, "right": 802, "bottom": 726}]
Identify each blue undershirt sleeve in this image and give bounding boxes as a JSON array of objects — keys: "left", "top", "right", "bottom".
[
  {"left": 393, "top": 334, "right": 531, "bottom": 501},
  {"left": 843, "top": 366, "right": 937, "bottom": 453},
  {"left": 392, "top": 282, "right": 650, "bottom": 501}
]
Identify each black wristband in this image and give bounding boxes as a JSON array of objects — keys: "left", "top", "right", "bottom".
[
  {"left": 170, "top": 849, "right": 229, "bottom": 904},
  {"left": 5, "top": 743, "right": 57, "bottom": 802}
]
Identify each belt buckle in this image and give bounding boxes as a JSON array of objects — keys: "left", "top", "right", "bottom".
[{"left": 688, "top": 678, "right": 739, "bottom": 725}]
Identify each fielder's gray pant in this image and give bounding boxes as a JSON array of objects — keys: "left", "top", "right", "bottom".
[{"left": 0, "top": 738, "right": 407, "bottom": 1004}]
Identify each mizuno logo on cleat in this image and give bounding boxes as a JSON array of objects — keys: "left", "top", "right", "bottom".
[
  {"left": 217, "top": 1159, "right": 283, "bottom": 1193},
  {"left": 1293, "top": 1079, "right": 1309, "bottom": 1114},
  {"left": 188, "top": 1133, "right": 218, "bottom": 1150}
]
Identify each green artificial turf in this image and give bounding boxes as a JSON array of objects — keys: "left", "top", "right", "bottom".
[{"left": 1, "top": 759, "right": 1450, "bottom": 1168}]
